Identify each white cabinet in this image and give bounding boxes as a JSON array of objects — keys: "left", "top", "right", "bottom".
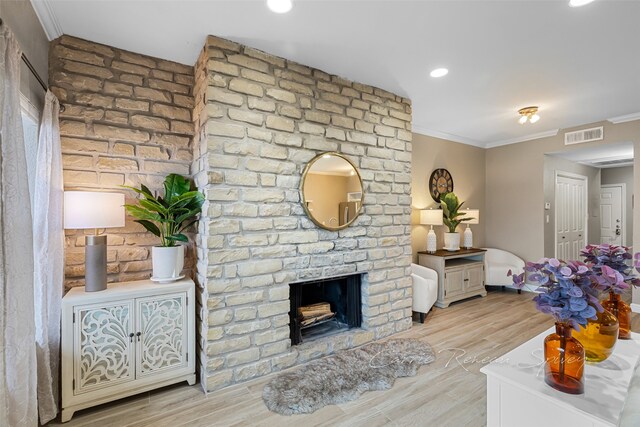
[
  {"left": 418, "top": 248, "right": 486, "bottom": 308},
  {"left": 62, "top": 279, "right": 196, "bottom": 422}
]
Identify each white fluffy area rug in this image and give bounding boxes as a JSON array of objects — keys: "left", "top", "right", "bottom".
[{"left": 262, "top": 338, "right": 435, "bottom": 415}]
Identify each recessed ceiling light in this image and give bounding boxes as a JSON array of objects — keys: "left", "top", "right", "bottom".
[
  {"left": 267, "top": 0, "right": 293, "bottom": 13},
  {"left": 430, "top": 68, "right": 449, "bottom": 78},
  {"left": 569, "top": 0, "right": 595, "bottom": 7}
]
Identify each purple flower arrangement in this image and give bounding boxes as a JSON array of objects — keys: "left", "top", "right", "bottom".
[
  {"left": 510, "top": 259, "right": 601, "bottom": 330},
  {"left": 509, "top": 243, "right": 640, "bottom": 331},
  {"left": 581, "top": 244, "right": 640, "bottom": 294}
]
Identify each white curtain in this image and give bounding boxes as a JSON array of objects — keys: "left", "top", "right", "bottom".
[
  {"left": 0, "top": 24, "right": 38, "bottom": 427},
  {"left": 33, "top": 90, "right": 63, "bottom": 425}
]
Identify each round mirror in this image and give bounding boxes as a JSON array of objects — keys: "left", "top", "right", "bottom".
[{"left": 301, "top": 152, "right": 364, "bottom": 231}]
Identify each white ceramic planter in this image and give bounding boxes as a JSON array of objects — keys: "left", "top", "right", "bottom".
[
  {"left": 443, "top": 232, "right": 461, "bottom": 251},
  {"left": 152, "top": 245, "right": 185, "bottom": 280}
]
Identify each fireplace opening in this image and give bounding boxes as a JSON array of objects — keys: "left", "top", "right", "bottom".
[{"left": 289, "top": 273, "right": 362, "bottom": 345}]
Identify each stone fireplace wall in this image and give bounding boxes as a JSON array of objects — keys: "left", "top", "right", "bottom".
[{"left": 194, "top": 36, "right": 413, "bottom": 391}]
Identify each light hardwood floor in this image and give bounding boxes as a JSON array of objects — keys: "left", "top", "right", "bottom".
[{"left": 52, "top": 289, "right": 634, "bottom": 427}]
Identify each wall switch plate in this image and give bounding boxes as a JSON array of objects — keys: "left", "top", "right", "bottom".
[{"left": 544, "top": 202, "right": 551, "bottom": 210}]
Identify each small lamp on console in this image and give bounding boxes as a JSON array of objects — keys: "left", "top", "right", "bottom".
[
  {"left": 463, "top": 209, "right": 479, "bottom": 249},
  {"left": 64, "top": 191, "right": 125, "bottom": 292},
  {"left": 420, "top": 208, "right": 443, "bottom": 253}
]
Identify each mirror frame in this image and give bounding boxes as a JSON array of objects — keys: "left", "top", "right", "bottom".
[{"left": 300, "top": 151, "right": 365, "bottom": 231}]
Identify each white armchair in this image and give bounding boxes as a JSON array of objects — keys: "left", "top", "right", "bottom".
[
  {"left": 483, "top": 248, "right": 525, "bottom": 293},
  {"left": 411, "top": 263, "right": 438, "bottom": 323}
]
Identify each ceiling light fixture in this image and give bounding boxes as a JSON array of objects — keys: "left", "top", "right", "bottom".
[
  {"left": 518, "top": 106, "right": 540, "bottom": 125},
  {"left": 430, "top": 68, "right": 448, "bottom": 78},
  {"left": 267, "top": 0, "right": 293, "bottom": 13},
  {"left": 569, "top": 0, "right": 595, "bottom": 7}
]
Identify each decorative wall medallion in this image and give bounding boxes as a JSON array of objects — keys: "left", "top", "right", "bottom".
[{"left": 429, "top": 168, "right": 454, "bottom": 202}]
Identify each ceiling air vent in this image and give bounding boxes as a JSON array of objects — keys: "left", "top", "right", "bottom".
[{"left": 564, "top": 126, "right": 604, "bottom": 145}]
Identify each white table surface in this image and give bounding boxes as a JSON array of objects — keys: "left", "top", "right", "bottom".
[{"left": 481, "top": 327, "right": 640, "bottom": 426}]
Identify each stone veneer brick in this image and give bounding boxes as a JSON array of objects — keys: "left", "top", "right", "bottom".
[
  {"left": 193, "top": 36, "right": 413, "bottom": 391},
  {"left": 49, "top": 35, "right": 195, "bottom": 288}
]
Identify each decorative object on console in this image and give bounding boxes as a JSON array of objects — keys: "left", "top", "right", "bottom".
[
  {"left": 581, "top": 244, "right": 640, "bottom": 340},
  {"left": 429, "top": 168, "right": 453, "bottom": 202},
  {"left": 440, "top": 192, "right": 472, "bottom": 251},
  {"left": 544, "top": 322, "right": 585, "bottom": 394},
  {"left": 573, "top": 307, "right": 618, "bottom": 363},
  {"left": 300, "top": 152, "right": 364, "bottom": 231},
  {"left": 123, "top": 174, "right": 204, "bottom": 282},
  {"left": 262, "top": 339, "right": 434, "bottom": 415},
  {"left": 462, "top": 208, "right": 479, "bottom": 249},
  {"left": 420, "top": 208, "right": 443, "bottom": 253},
  {"left": 63, "top": 191, "right": 125, "bottom": 292},
  {"left": 510, "top": 258, "right": 602, "bottom": 394}
]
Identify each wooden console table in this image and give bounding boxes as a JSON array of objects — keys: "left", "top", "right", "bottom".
[
  {"left": 481, "top": 327, "right": 640, "bottom": 426},
  {"left": 417, "top": 248, "right": 486, "bottom": 308}
]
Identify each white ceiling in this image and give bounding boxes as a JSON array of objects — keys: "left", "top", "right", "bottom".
[{"left": 32, "top": 0, "right": 640, "bottom": 148}]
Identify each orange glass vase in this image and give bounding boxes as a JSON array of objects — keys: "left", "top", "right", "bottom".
[
  {"left": 573, "top": 309, "right": 618, "bottom": 362},
  {"left": 544, "top": 322, "right": 585, "bottom": 394},
  {"left": 602, "top": 292, "right": 631, "bottom": 340}
]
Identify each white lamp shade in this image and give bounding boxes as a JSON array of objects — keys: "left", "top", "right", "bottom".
[
  {"left": 464, "top": 209, "right": 479, "bottom": 225},
  {"left": 420, "top": 209, "right": 443, "bottom": 226},
  {"left": 64, "top": 191, "right": 125, "bottom": 229}
]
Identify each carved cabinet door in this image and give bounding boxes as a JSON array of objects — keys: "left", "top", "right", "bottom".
[
  {"left": 135, "top": 292, "right": 188, "bottom": 378},
  {"left": 74, "top": 300, "right": 135, "bottom": 394}
]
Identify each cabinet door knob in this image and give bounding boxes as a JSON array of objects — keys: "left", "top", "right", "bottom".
[
  {"left": 129, "top": 332, "right": 134, "bottom": 342},
  {"left": 136, "top": 332, "right": 142, "bottom": 342}
]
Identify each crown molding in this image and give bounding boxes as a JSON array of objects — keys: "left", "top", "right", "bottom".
[
  {"left": 30, "top": 0, "right": 63, "bottom": 40},
  {"left": 484, "top": 129, "right": 560, "bottom": 149},
  {"left": 411, "top": 125, "right": 487, "bottom": 148},
  {"left": 607, "top": 112, "right": 640, "bottom": 124}
]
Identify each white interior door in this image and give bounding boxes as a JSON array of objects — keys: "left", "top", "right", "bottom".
[
  {"left": 556, "top": 172, "right": 588, "bottom": 260},
  {"left": 600, "top": 185, "right": 624, "bottom": 245}
]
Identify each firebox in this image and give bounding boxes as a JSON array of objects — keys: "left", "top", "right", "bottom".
[{"left": 289, "top": 273, "right": 363, "bottom": 345}]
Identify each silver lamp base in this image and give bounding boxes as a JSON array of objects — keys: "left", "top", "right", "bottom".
[{"left": 85, "top": 234, "right": 107, "bottom": 292}]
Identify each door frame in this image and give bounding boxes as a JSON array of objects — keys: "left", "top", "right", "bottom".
[
  {"left": 554, "top": 171, "right": 589, "bottom": 259},
  {"left": 600, "top": 183, "right": 627, "bottom": 246}
]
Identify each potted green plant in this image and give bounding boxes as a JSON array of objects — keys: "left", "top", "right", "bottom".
[
  {"left": 440, "top": 192, "right": 473, "bottom": 251},
  {"left": 123, "top": 174, "right": 204, "bottom": 281}
]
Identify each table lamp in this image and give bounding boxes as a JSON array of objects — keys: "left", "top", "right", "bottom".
[
  {"left": 420, "top": 209, "right": 443, "bottom": 253},
  {"left": 463, "top": 209, "right": 479, "bottom": 249},
  {"left": 64, "top": 191, "right": 125, "bottom": 292}
]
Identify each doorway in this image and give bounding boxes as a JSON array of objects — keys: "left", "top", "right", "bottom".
[
  {"left": 600, "top": 184, "right": 626, "bottom": 245},
  {"left": 555, "top": 171, "right": 588, "bottom": 260}
]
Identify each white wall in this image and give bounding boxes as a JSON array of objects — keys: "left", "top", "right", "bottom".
[
  {"left": 411, "top": 133, "right": 486, "bottom": 261},
  {"left": 486, "top": 120, "right": 640, "bottom": 262}
]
